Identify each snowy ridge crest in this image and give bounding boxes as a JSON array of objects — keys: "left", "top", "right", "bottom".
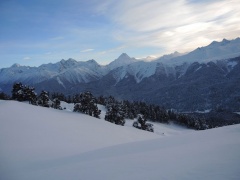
[{"left": 0, "top": 37, "right": 240, "bottom": 89}]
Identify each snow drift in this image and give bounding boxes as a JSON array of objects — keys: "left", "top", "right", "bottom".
[{"left": 0, "top": 100, "right": 239, "bottom": 180}]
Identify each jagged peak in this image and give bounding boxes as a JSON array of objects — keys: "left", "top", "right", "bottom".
[
  {"left": 108, "top": 53, "right": 136, "bottom": 70},
  {"left": 156, "top": 51, "right": 183, "bottom": 62},
  {"left": 112, "top": 53, "right": 135, "bottom": 63},
  {"left": 86, "top": 59, "right": 98, "bottom": 64},
  {"left": 117, "top": 53, "right": 130, "bottom": 59},
  {"left": 11, "top": 63, "right": 21, "bottom": 68},
  {"left": 60, "top": 58, "right": 77, "bottom": 63},
  {"left": 220, "top": 38, "right": 230, "bottom": 46},
  {"left": 173, "top": 51, "right": 179, "bottom": 54},
  {"left": 58, "top": 58, "right": 79, "bottom": 69},
  {"left": 208, "top": 38, "right": 232, "bottom": 47},
  {"left": 222, "top": 38, "right": 229, "bottom": 42},
  {"left": 209, "top": 40, "right": 218, "bottom": 46}
]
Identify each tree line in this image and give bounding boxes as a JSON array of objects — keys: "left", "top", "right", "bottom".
[{"left": 3, "top": 82, "right": 240, "bottom": 131}]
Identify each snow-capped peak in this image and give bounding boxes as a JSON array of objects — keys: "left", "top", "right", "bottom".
[
  {"left": 118, "top": 53, "right": 130, "bottom": 59},
  {"left": 159, "top": 37, "right": 240, "bottom": 65},
  {"left": 155, "top": 51, "right": 183, "bottom": 64},
  {"left": 60, "top": 58, "right": 78, "bottom": 68},
  {"left": 11, "top": 63, "right": 21, "bottom": 68},
  {"left": 108, "top": 53, "right": 137, "bottom": 70},
  {"left": 86, "top": 59, "right": 98, "bottom": 64},
  {"left": 221, "top": 38, "right": 230, "bottom": 44},
  {"left": 137, "top": 55, "right": 158, "bottom": 62}
]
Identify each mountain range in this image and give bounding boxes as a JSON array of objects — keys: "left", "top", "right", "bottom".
[{"left": 1, "top": 38, "right": 240, "bottom": 112}]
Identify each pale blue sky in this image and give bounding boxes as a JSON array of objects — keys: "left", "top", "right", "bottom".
[{"left": 0, "top": 0, "right": 240, "bottom": 68}]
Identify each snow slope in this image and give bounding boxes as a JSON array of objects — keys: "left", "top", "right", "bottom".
[{"left": 0, "top": 101, "right": 240, "bottom": 180}]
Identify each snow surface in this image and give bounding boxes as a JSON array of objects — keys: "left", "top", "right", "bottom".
[{"left": 0, "top": 100, "right": 240, "bottom": 180}]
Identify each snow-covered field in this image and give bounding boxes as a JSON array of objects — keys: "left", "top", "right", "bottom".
[{"left": 0, "top": 100, "right": 240, "bottom": 180}]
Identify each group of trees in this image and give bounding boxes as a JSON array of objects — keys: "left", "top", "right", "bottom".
[
  {"left": 0, "top": 92, "right": 11, "bottom": 100},
  {"left": 51, "top": 92, "right": 72, "bottom": 103},
  {"left": 97, "top": 96, "right": 159, "bottom": 130},
  {"left": 73, "top": 94, "right": 153, "bottom": 131},
  {"left": 8, "top": 82, "right": 238, "bottom": 131},
  {"left": 73, "top": 91, "right": 101, "bottom": 118},
  {"left": 12, "top": 82, "right": 37, "bottom": 104},
  {"left": 96, "top": 96, "right": 220, "bottom": 130},
  {"left": 21, "top": 84, "right": 210, "bottom": 131},
  {"left": 174, "top": 113, "right": 208, "bottom": 130},
  {"left": 11, "top": 82, "right": 62, "bottom": 109},
  {"left": 97, "top": 96, "right": 169, "bottom": 123}
]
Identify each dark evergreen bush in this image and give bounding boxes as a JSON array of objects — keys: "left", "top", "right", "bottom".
[
  {"left": 133, "top": 114, "right": 154, "bottom": 132},
  {"left": 52, "top": 98, "right": 62, "bottom": 110},
  {"left": 38, "top": 90, "right": 50, "bottom": 107},
  {"left": 105, "top": 103, "right": 125, "bottom": 126},
  {"left": 0, "top": 92, "right": 11, "bottom": 100},
  {"left": 73, "top": 91, "right": 101, "bottom": 118},
  {"left": 12, "top": 82, "right": 37, "bottom": 104}
]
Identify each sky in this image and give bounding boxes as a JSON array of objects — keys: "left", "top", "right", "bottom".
[{"left": 0, "top": 0, "right": 240, "bottom": 68}]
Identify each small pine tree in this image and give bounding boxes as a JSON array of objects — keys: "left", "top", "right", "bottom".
[
  {"left": 133, "top": 114, "right": 154, "bottom": 132},
  {"left": 25, "top": 86, "right": 37, "bottom": 105},
  {"left": 38, "top": 90, "right": 50, "bottom": 107},
  {"left": 52, "top": 98, "right": 62, "bottom": 110},
  {"left": 67, "top": 95, "right": 72, "bottom": 103},
  {"left": 97, "top": 95, "right": 106, "bottom": 105},
  {"left": 105, "top": 103, "right": 125, "bottom": 126},
  {"left": 12, "top": 82, "right": 24, "bottom": 101},
  {"left": 137, "top": 114, "right": 147, "bottom": 130},
  {"left": 73, "top": 94, "right": 80, "bottom": 104},
  {"left": 0, "top": 92, "right": 10, "bottom": 100}
]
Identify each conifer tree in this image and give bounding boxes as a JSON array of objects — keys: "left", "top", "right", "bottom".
[
  {"left": 73, "top": 91, "right": 101, "bottom": 118},
  {"left": 105, "top": 103, "right": 125, "bottom": 126},
  {"left": 38, "top": 90, "right": 50, "bottom": 107},
  {"left": 133, "top": 114, "right": 154, "bottom": 132},
  {"left": 0, "top": 92, "right": 10, "bottom": 100},
  {"left": 137, "top": 114, "right": 147, "bottom": 130},
  {"left": 52, "top": 98, "right": 62, "bottom": 110},
  {"left": 12, "top": 82, "right": 24, "bottom": 101},
  {"left": 12, "top": 82, "right": 37, "bottom": 103},
  {"left": 25, "top": 86, "right": 37, "bottom": 105},
  {"left": 67, "top": 95, "right": 72, "bottom": 103},
  {"left": 97, "top": 95, "right": 106, "bottom": 105}
]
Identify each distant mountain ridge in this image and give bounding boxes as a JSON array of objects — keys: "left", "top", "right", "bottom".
[
  {"left": 1, "top": 38, "right": 240, "bottom": 111},
  {"left": 156, "top": 37, "right": 240, "bottom": 65}
]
